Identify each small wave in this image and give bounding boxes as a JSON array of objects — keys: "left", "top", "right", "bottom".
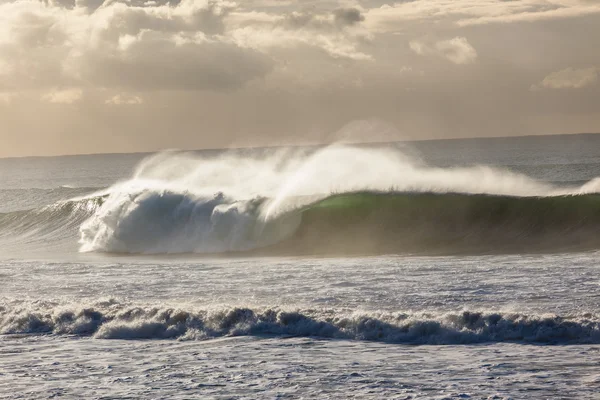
[
  {"left": 0, "top": 186, "right": 103, "bottom": 213},
  {"left": 1, "top": 301, "right": 598, "bottom": 344}
]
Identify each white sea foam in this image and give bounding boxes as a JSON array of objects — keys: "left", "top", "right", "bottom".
[{"left": 1, "top": 300, "right": 598, "bottom": 344}]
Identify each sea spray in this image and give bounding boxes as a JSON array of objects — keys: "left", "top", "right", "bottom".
[
  {"left": 77, "top": 145, "right": 590, "bottom": 254},
  {"left": 1, "top": 145, "right": 599, "bottom": 255}
]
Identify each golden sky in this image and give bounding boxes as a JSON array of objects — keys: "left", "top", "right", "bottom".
[{"left": 1, "top": 0, "right": 599, "bottom": 156}]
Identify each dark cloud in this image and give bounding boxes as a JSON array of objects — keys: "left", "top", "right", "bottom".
[
  {"left": 280, "top": 7, "right": 364, "bottom": 31},
  {"left": 333, "top": 8, "right": 364, "bottom": 26}
]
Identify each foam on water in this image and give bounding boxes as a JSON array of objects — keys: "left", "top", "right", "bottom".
[{"left": 1, "top": 299, "right": 599, "bottom": 344}]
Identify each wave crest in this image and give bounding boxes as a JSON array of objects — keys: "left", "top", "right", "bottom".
[
  {"left": 1, "top": 301, "right": 598, "bottom": 344},
  {"left": 76, "top": 189, "right": 600, "bottom": 255},
  {"left": 79, "top": 190, "right": 301, "bottom": 253},
  {"left": 76, "top": 146, "right": 600, "bottom": 255},
  {"left": 3, "top": 146, "right": 600, "bottom": 256}
]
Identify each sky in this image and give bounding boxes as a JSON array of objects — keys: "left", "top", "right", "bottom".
[{"left": 0, "top": 0, "right": 599, "bottom": 157}]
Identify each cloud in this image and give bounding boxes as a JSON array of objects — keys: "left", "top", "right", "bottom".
[
  {"left": 533, "top": 67, "right": 599, "bottom": 90},
  {"left": 81, "top": 30, "right": 274, "bottom": 91},
  {"left": 41, "top": 88, "right": 83, "bottom": 104},
  {"left": 410, "top": 37, "right": 477, "bottom": 65},
  {"left": 105, "top": 93, "right": 143, "bottom": 105},
  {"left": 0, "top": 0, "right": 271, "bottom": 93},
  {"left": 0, "top": 92, "right": 13, "bottom": 104},
  {"left": 229, "top": 7, "right": 372, "bottom": 61},
  {"left": 0, "top": 0, "right": 376, "bottom": 95},
  {"left": 366, "top": 0, "right": 600, "bottom": 31},
  {"left": 436, "top": 37, "right": 478, "bottom": 65},
  {"left": 457, "top": 1, "right": 600, "bottom": 26},
  {"left": 333, "top": 8, "right": 365, "bottom": 26}
]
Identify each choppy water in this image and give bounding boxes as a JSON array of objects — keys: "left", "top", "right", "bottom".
[{"left": 1, "top": 134, "right": 600, "bottom": 398}]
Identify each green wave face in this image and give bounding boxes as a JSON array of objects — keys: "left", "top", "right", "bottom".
[
  {"left": 3, "top": 190, "right": 600, "bottom": 256},
  {"left": 262, "top": 192, "right": 600, "bottom": 256}
]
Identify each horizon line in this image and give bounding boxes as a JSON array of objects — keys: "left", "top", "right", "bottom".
[{"left": 2, "top": 131, "right": 600, "bottom": 161}]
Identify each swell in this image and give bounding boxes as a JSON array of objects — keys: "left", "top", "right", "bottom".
[
  {"left": 0, "top": 186, "right": 103, "bottom": 213},
  {"left": 1, "top": 301, "right": 598, "bottom": 344},
  {"left": 260, "top": 192, "right": 600, "bottom": 255},
  {"left": 0, "top": 195, "right": 105, "bottom": 251}
]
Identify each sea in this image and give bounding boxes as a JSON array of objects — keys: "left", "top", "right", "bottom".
[{"left": 1, "top": 134, "right": 599, "bottom": 399}]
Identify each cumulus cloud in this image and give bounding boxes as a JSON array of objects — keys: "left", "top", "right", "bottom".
[
  {"left": 410, "top": 37, "right": 477, "bottom": 65},
  {"left": 81, "top": 31, "right": 273, "bottom": 90},
  {"left": 229, "top": 7, "right": 371, "bottom": 61},
  {"left": 0, "top": 0, "right": 270, "bottom": 93},
  {"left": 0, "top": 1, "right": 272, "bottom": 94},
  {"left": 0, "top": 0, "right": 375, "bottom": 96},
  {"left": 41, "top": 88, "right": 83, "bottom": 104},
  {"left": 533, "top": 67, "right": 599, "bottom": 90}
]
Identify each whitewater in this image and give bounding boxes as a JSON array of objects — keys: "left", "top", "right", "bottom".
[{"left": 1, "top": 135, "right": 600, "bottom": 398}]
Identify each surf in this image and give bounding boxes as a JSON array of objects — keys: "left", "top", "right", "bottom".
[
  {"left": 1, "top": 299, "right": 599, "bottom": 344},
  {"left": 2, "top": 144, "right": 600, "bottom": 256},
  {"left": 76, "top": 144, "right": 600, "bottom": 256}
]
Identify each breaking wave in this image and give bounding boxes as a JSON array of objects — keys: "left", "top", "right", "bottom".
[
  {"left": 76, "top": 190, "right": 600, "bottom": 255},
  {"left": 1, "top": 300, "right": 598, "bottom": 344},
  {"left": 3, "top": 145, "right": 600, "bottom": 256},
  {"left": 75, "top": 145, "right": 600, "bottom": 255}
]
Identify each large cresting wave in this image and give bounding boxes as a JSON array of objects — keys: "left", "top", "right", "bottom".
[
  {"left": 76, "top": 145, "right": 600, "bottom": 256},
  {"left": 3, "top": 145, "right": 600, "bottom": 255}
]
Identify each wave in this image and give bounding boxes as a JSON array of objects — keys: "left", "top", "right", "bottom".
[
  {"left": 75, "top": 146, "right": 600, "bottom": 255},
  {"left": 264, "top": 192, "right": 600, "bottom": 255},
  {"left": 75, "top": 189, "right": 600, "bottom": 255},
  {"left": 1, "top": 300, "right": 598, "bottom": 344},
  {"left": 0, "top": 196, "right": 105, "bottom": 252},
  {"left": 3, "top": 146, "right": 600, "bottom": 256},
  {"left": 0, "top": 186, "right": 102, "bottom": 213},
  {"left": 79, "top": 191, "right": 302, "bottom": 254}
]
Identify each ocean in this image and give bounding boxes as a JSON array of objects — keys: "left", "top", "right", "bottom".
[{"left": 1, "top": 134, "right": 599, "bottom": 399}]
